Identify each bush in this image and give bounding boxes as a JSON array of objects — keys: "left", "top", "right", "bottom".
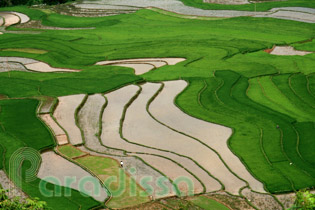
[{"left": 289, "top": 190, "right": 315, "bottom": 210}]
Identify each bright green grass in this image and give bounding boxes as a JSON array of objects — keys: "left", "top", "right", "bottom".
[
  {"left": 190, "top": 195, "right": 230, "bottom": 210},
  {"left": 272, "top": 74, "right": 315, "bottom": 119},
  {"left": 0, "top": 99, "right": 101, "bottom": 210},
  {"left": 179, "top": 0, "right": 315, "bottom": 11},
  {"left": 58, "top": 145, "right": 86, "bottom": 159},
  {"left": 227, "top": 72, "right": 315, "bottom": 181},
  {"left": 293, "top": 39, "right": 315, "bottom": 52},
  {"left": 256, "top": 75, "right": 311, "bottom": 122},
  {"left": 247, "top": 76, "right": 306, "bottom": 122}
]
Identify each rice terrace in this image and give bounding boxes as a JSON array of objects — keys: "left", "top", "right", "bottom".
[{"left": 0, "top": 0, "right": 314, "bottom": 209}]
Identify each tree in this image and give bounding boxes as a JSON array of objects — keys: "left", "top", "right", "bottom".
[{"left": 0, "top": 189, "right": 48, "bottom": 210}]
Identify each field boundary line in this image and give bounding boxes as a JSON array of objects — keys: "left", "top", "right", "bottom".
[
  {"left": 119, "top": 83, "right": 224, "bottom": 193},
  {"left": 148, "top": 80, "right": 258, "bottom": 194}
]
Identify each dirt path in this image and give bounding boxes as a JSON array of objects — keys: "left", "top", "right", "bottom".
[
  {"left": 123, "top": 83, "right": 245, "bottom": 195},
  {"left": 37, "top": 151, "right": 108, "bottom": 202},
  {"left": 149, "top": 80, "right": 266, "bottom": 193},
  {"left": 54, "top": 94, "right": 85, "bottom": 145}
]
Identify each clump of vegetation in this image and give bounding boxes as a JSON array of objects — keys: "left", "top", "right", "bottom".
[
  {"left": 289, "top": 190, "right": 315, "bottom": 210},
  {"left": 0, "top": 189, "right": 48, "bottom": 210}
]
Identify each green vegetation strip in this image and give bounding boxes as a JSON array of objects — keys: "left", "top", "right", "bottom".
[
  {"left": 190, "top": 195, "right": 230, "bottom": 210},
  {"left": 179, "top": 0, "right": 315, "bottom": 11}
]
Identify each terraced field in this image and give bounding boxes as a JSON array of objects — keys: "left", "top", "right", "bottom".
[{"left": 0, "top": 2, "right": 314, "bottom": 210}]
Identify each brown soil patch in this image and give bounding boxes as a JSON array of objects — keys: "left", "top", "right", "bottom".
[
  {"left": 55, "top": 134, "right": 69, "bottom": 145},
  {"left": 0, "top": 170, "right": 28, "bottom": 200},
  {"left": 242, "top": 188, "right": 281, "bottom": 210},
  {"left": 205, "top": 192, "right": 254, "bottom": 210},
  {"left": 0, "top": 94, "right": 8, "bottom": 100}
]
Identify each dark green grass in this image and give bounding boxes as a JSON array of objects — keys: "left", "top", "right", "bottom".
[
  {"left": 0, "top": 68, "right": 141, "bottom": 98},
  {"left": 179, "top": 0, "right": 315, "bottom": 11},
  {"left": 0, "top": 99, "right": 102, "bottom": 210},
  {"left": 289, "top": 73, "right": 315, "bottom": 109},
  {"left": 0, "top": 99, "right": 53, "bottom": 150},
  {"left": 306, "top": 73, "right": 315, "bottom": 98},
  {"left": 294, "top": 122, "right": 315, "bottom": 167},
  {"left": 221, "top": 71, "right": 315, "bottom": 184}
]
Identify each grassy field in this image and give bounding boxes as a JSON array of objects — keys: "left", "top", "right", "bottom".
[
  {"left": 179, "top": 0, "right": 315, "bottom": 11},
  {"left": 189, "top": 196, "right": 230, "bottom": 210},
  {"left": 0, "top": 4, "right": 314, "bottom": 209},
  {"left": 58, "top": 145, "right": 86, "bottom": 158}
]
